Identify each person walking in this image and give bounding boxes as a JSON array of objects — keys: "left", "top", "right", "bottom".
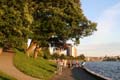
[
  {"left": 75, "top": 60, "right": 79, "bottom": 67},
  {"left": 57, "top": 59, "right": 63, "bottom": 75}
]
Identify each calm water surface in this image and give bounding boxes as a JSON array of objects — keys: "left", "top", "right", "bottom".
[{"left": 85, "top": 62, "right": 120, "bottom": 80}]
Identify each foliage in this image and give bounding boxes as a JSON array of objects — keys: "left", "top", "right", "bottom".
[
  {"left": 37, "top": 50, "right": 44, "bottom": 57},
  {"left": 51, "top": 53, "right": 60, "bottom": 59},
  {"left": 28, "top": 0, "right": 97, "bottom": 46},
  {"left": 0, "top": 70, "right": 16, "bottom": 80},
  {"left": 0, "top": 0, "right": 31, "bottom": 48},
  {"left": 14, "top": 49, "right": 57, "bottom": 80},
  {"left": 0, "top": 0, "right": 97, "bottom": 50},
  {"left": 67, "top": 56, "right": 74, "bottom": 60},
  {"left": 50, "top": 53, "right": 68, "bottom": 59},
  {"left": 59, "top": 54, "right": 67, "bottom": 59},
  {"left": 77, "top": 54, "right": 85, "bottom": 61},
  {"left": 103, "top": 56, "right": 120, "bottom": 61},
  {"left": 117, "top": 56, "right": 120, "bottom": 60},
  {"left": 42, "top": 48, "right": 51, "bottom": 59}
]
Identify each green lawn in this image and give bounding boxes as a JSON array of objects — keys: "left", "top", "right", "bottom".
[
  {"left": 13, "top": 49, "right": 57, "bottom": 80},
  {"left": 0, "top": 71, "right": 16, "bottom": 80}
]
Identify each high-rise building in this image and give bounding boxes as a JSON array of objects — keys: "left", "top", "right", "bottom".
[
  {"left": 66, "top": 44, "right": 77, "bottom": 57},
  {"left": 72, "top": 46, "right": 77, "bottom": 57},
  {"left": 66, "top": 44, "right": 72, "bottom": 56},
  {"left": 49, "top": 43, "right": 77, "bottom": 57}
]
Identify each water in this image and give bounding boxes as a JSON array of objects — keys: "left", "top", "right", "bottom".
[{"left": 84, "top": 62, "right": 120, "bottom": 80}]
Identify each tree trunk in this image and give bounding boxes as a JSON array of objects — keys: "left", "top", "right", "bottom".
[
  {"left": 34, "top": 46, "right": 41, "bottom": 59},
  {"left": 0, "top": 48, "right": 3, "bottom": 55},
  {"left": 26, "top": 40, "right": 37, "bottom": 57}
]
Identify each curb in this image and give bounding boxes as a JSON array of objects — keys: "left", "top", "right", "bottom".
[{"left": 82, "top": 66, "right": 112, "bottom": 80}]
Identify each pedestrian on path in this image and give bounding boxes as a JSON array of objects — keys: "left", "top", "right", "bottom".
[
  {"left": 57, "top": 59, "right": 63, "bottom": 75},
  {"left": 67, "top": 60, "right": 72, "bottom": 68},
  {"left": 75, "top": 60, "right": 79, "bottom": 67},
  {"left": 63, "top": 59, "right": 67, "bottom": 68}
]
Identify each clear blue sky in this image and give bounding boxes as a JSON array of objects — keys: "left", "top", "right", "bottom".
[{"left": 77, "top": 0, "right": 120, "bottom": 57}]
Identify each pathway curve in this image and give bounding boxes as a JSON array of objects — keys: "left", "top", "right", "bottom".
[
  {"left": 50, "top": 67, "right": 105, "bottom": 80},
  {"left": 0, "top": 52, "right": 40, "bottom": 80}
]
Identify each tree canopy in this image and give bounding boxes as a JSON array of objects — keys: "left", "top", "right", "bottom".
[
  {"left": 31, "top": 0, "right": 97, "bottom": 46},
  {"left": 0, "top": 0, "right": 97, "bottom": 48},
  {"left": 0, "top": 0, "right": 32, "bottom": 48}
]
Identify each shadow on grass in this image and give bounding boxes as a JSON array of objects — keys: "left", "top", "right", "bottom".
[
  {"left": 41, "top": 67, "right": 54, "bottom": 73},
  {"left": 49, "top": 64, "right": 57, "bottom": 68},
  {"left": 38, "top": 64, "right": 55, "bottom": 73},
  {"left": 0, "top": 76, "right": 10, "bottom": 80}
]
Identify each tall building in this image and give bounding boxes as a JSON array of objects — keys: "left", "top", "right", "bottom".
[
  {"left": 66, "top": 44, "right": 77, "bottom": 57},
  {"left": 49, "top": 42, "right": 77, "bottom": 57},
  {"left": 66, "top": 44, "right": 72, "bottom": 56},
  {"left": 72, "top": 46, "right": 77, "bottom": 57}
]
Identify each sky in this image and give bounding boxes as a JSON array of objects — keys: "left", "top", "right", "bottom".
[{"left": 77, "top": 0, "right": 120, "bottom": 57}]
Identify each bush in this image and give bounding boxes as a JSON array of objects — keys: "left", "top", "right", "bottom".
[
  {"left": 51, "top": 53, "right": 60, "bottom": 59},
  {"left": 77, "top": 54, "right": 85, "bottom": 61},
  {"left": 42, "top": 48, "right": 51, "bottom": 59}
]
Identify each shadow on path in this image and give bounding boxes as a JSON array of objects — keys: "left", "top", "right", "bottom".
[
  {"left": 71, "top": 67, "right": 103, "bottom": 80},
  {"left": 51, "top": 67, "right": 105, "bottom": 80}
]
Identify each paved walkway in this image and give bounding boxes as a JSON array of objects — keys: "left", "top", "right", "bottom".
[
  {"left": 0, "top": 52, "right": 106, "bottom": 80},
  {"left": 0, "top": 52, "right": 40, "bottom": 80},
  {"left": 50, "top": 67, "right": 105, "bottom": 80}
]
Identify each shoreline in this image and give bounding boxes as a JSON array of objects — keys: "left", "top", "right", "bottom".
[{"left": 82, "top": 66, "right": 112, "bottom": 80}]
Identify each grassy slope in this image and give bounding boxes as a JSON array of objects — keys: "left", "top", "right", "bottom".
[
  {"left": 0, "top": 71, "right": 16, "bottom": 80},
  {"left": 14, "top": 50, "right": 57, "bottom": 80}
]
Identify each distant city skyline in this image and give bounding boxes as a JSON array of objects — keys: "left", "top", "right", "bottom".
[{"left": 77, "top": 0, "right": 120, "bottom": 57}]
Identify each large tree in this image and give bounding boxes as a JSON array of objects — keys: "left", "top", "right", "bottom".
[
  {"left": 32, "top": 0, "right": 96, "bottom": 43},
  {"left": 0, "top": 0, "right": 97, "bottom": 57},
  {"left": 27, "top": 0, "right": 97, "bottom": 56}
]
